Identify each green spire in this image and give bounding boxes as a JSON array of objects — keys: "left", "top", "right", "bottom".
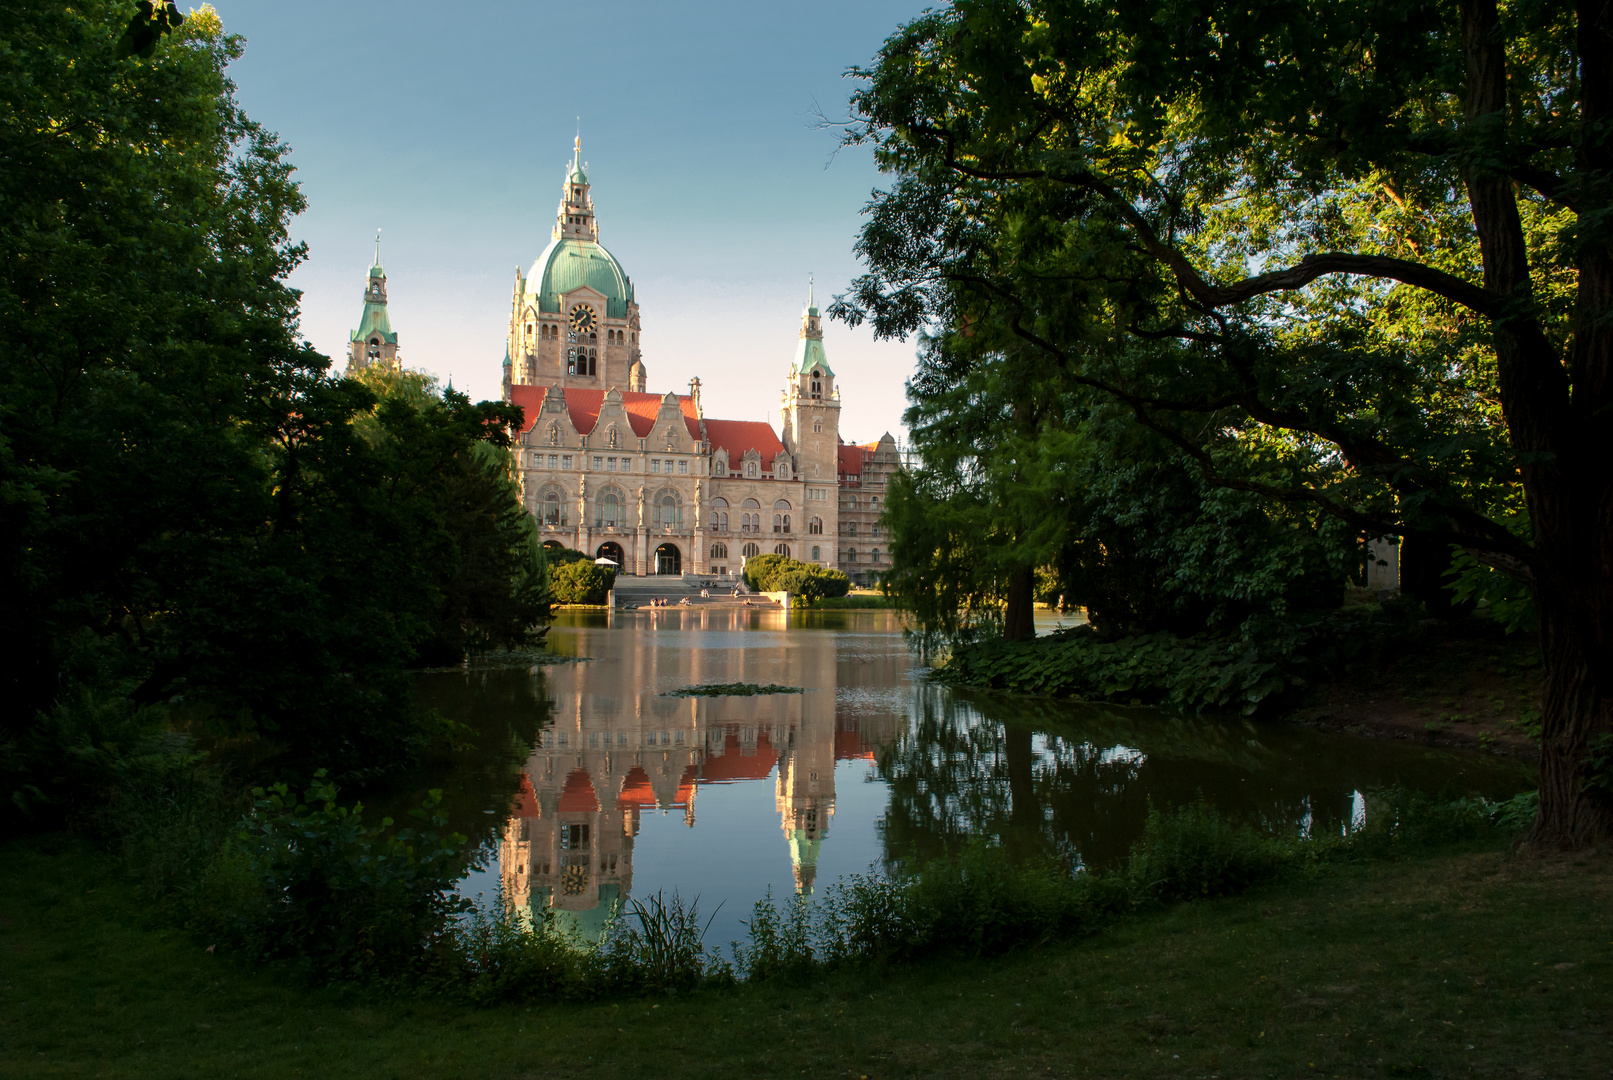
[
  {"left": 368, "top": 229, "right": 384, "bottom": 278},
  {"left": 566, "top": 133, "right": 588, "bottom": 185}
]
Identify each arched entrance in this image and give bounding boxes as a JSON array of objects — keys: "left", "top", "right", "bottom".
[
  {"left": 654, "top": 543, "right": 681, "bottom": 575},
  {"left": 595, "top": 541, "right": 625, "bottom": 572}
]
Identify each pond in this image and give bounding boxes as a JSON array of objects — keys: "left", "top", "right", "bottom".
[{"left": 416, "top": 609, "right": 1532, "bottom": 946}]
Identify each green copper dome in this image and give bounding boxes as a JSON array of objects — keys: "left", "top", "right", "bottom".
[{"left": 526, "top": 237, "right": 634, "bottom": 318}]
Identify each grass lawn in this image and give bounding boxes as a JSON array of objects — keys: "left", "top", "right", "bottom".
[{"left": 1, "top": 835, "right": 1606, "bottom": 1079}]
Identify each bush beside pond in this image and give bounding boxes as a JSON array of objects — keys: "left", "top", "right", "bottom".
[
  {"left": 742, "top": 555, "right": 851, "bottom": 605},
  {"left": 550, "top": 559, "right": 616, "bottom": 605},
  {"left": 938, "top": 604, "right": 1437, "bottom": 715}
]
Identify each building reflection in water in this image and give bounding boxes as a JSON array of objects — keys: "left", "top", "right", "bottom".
[{"left": 498, "top": 609, "right": 904, "bottom": 937}]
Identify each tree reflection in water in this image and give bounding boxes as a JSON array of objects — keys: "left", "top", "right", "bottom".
[{"left": 877, "top": 684, "right": 1533, "bottom": 874}]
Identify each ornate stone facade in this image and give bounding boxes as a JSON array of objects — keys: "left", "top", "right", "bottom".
[{"left": 498, "top": 142, "right": 896, "bottom": 579}]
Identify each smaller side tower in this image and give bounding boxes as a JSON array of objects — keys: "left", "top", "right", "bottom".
[
  {"left": 347, "top": 234, "right": 399, "bottom": 375},
  {"left": 780, "top": 279, "right": 841, "bottom": 560}
]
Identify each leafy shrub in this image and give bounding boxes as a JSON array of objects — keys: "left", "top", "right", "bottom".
[
  {"left": 937, "top": 606, "right": 1430, "bottom": 715},
  {"left": 551, "top": 560, "right": 616, "bottom": 604},
  {"left": 542, "top": 545, "right": 592, "bottom": 567},
  {"left": 1127, "top": 801, "right": 1291, "bottom": 902},
  {"left": 604, "top": 891, "right": 734, "bottom": 994},
  {"left": 743, "top": 555, "right": 851, "bottom": 604},
  {"left": 199, "top": 773, "right": 471, "bottom": 980}
]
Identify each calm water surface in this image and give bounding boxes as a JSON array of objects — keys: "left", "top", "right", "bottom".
[{"left": 416, "top": 610, "right": 1531, "bottom": 944}]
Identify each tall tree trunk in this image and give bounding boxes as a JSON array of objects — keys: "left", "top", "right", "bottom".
[
  {"left": 1461, "top": 0, "right": 1613, "bottom": 847},
  {"left": 1531, "top": 579, "right": 1613, "bottom": 847},
  {"left": 1003, "top": 564, "right": 1035, "bottom": 642}
]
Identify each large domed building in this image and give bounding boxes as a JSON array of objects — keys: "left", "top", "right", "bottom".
[{"left": 347, "top": 139, "right": 901, "bottom": 582}]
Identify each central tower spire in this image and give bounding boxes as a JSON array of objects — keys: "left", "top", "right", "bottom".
[{"left": 556, "top": 134, "right": 596, "bottom": 242}]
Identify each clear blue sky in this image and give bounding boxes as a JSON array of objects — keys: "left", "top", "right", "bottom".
[{"left": 215, "top": 0, "right": 931, "bottom": 443}]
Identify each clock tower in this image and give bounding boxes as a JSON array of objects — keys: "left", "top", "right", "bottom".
[{"left": 508, "top": 139, "right": 644, "bottom": 392}]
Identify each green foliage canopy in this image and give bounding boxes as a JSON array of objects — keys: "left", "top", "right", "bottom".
[
  {"left": 834, "top": 0, "right": 1613, "bottom": 846},
  {"left": 0, "top": 3, "right": 548, "bottom": 813}
]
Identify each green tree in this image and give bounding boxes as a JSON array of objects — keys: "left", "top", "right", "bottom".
[
  {"left": 0, "top": 3, "right": 546, "bottom": 812},
  {"left": 835, "top": 0, "right": 1610, "bottom": 847},
  {"left": 550, "top": 559, "right": 616, "bottom": 605},
  {"left": 742, "top": 554, "right": 851, "bottom": 603},
  {"left": 884, "top": 333, "right": 1358, "bottom": 639}
]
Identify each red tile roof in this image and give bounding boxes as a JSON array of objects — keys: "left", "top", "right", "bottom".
[
  {"left": 703, "top": 418, "right": 785, "bottom": 466},
  {"left": 616, "top": 766, "right": 657, "bottom": 810},
  {"left": 512, "top": 774, "right": 540, "bottom": 818},
  {"left": 698, "top": 728, "right": 779, "bottom": 783},
  {"left": 506, "top": 385, "right": 700, "bottom": 440},
  {"left": 838, "top": 443, "right": 868, "bottom": 479},
  {"left": 558, "top": 768, "right": 600, "bottom": 813}
]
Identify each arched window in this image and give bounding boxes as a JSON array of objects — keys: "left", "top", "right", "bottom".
[
  {"left": 846, "top": 522, "right": 857, "bottom": 537},
  {"left": 741, "top": 498, "right": 760, "bottom": 508},
  {"left": 811, "top": 545, "right": 821, "bottom": 561},
  {"left": 597, "top": 489, "right": 622, "bottom": 528},
  {"left": 872, "top": 548, "right": 882, "bottom": 563},
  {"left": 710, "top": 497, "right": 728, "bottom": 509},
  {"left": 658, "top": 493, "right": 679, "bottom": 527},
  {"left": 773, "top": 499, "right": 791, "bottom": 510},
  {"left": 542, "top": 489, "right": 563, "bottom": 526},
  {"left": 773, "top": 514, "right": 781, "bottom": 532},
  {"left": 809, "top": 517, "right": 822, "bottom": 534},
  {"left": 715, "top": 512, "right": 728, "bottom": 531},
  {"left": 846, "top": 548, "right": 857, "bottom": 563},
  {"left": 710, "top": 542, "right": 728, "bottom": 560},
  {"left": 746, "top": 461, "right": 759, "bottom": 478},
  {"left": 742, "top": 542, "right": 760, "bottom": 558},
  {"left": 774, "top": 544, "right": 790, "bottom": 556}
]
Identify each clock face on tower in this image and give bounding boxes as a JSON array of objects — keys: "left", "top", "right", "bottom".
[{"left": 568, "top": 305, "right": 597, "bottom": 334}]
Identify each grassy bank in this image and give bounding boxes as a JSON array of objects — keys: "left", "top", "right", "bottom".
[{"left": 3, "top": 832, "right": 1606, "bottom": 1078}]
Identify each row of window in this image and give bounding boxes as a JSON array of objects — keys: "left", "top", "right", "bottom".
[
  {"left": 529, "top": 453, "right": 691, "bottom": 474},
  {"left": 539, "top": 729, "right": 684, "bottom": 749},
  {"left": 843, "top": 522, "right": 882, "bottom": 537},
  {"left": 711, "top": 542, "right": 800, "bottom": 560},
  {"left": 528, "top": 323, "right": 636, "bottom": 344}
]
